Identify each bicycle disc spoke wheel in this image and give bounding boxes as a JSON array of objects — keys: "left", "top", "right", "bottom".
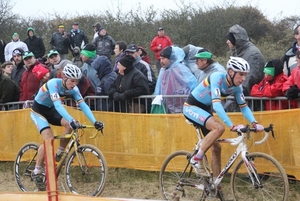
[
  {"left": 159, "top": 150, "right": 207, "bottom": 200},
  {"left": 64, "top": 144, "right": 108, "bottom": 196},
  {"left": 231, "top": 152, "right": 289, "bottom": 201},
  {"left": 13, "top": 142, "right": 40, "bottom": 192}
]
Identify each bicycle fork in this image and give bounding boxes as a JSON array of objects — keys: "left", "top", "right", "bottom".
[
  {"left": 74, "top": 145, "right": 89, "bottom": 175},
  {"left": 241, "top": 152, "right": 263, "bottom": 189}
]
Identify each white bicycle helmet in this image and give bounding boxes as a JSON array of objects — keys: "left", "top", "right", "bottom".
[
  {"left": 62, "top": 64, "right": 82, "bottom": 79},
  {"left": 227, "top": 56, "right": 250, "bottom": 73}
]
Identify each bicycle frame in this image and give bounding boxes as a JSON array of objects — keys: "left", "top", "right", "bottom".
[
  {"left": 54, "top": 130, "right": 80, "bottom": 177},
  {"left": 192, "top": 123, "right": 272, "bottom": 190}
]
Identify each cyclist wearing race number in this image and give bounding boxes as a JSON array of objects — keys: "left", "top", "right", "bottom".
[
  {"left": 183, "top": 56, "right": 264, "bottom": 180},
  {"left": 30, "top": 63, "right": 104, "bottom": 190}
]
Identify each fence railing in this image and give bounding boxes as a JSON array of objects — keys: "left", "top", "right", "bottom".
[{"left": 0, "top": 95, "right": 298, "bottom": 113}]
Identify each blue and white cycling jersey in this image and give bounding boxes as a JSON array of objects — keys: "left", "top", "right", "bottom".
[
  {"left": 33, "top": 78, "right": 96, "bottom": 123},
  {"left": 184, "top": 71, "right": 255, "bottom": 128}
]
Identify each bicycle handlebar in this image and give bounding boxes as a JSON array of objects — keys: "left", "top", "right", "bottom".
[
  {"left": 55, "top": 125, "right": 99, "bottom": 139},
  {"left": 231, "top": 124, "right": 274, "bottom": 145}
]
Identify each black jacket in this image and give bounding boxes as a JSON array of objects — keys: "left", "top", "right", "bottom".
[
  {"left": 50, "top": 32, "right": 70, "bottom": 55},
  {"left": 24, "top": 36, "right": 45, "bottom": 58},
  {"left": 108, "top": 64, "right": 150, "bottom": 112},
  {"left": 0, "top": 74, "right": 20, "bottom": 103},
  {"left": 69, "top": 29, "right": 89, "bottom": 50},
  {"left": 11, "top": 62, "right": 25, "bottom": 87},
  {"left": 0, "top": 40, "right": 6, "bottom": 63}
]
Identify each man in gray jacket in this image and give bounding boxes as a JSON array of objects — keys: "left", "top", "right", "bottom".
[{"left": 226, "top": 24, "right": 265, "bottom": 96}]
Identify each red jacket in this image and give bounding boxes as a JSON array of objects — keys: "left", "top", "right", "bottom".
[
  {"left": 282, "top": 66, "right": 300, "bottom": 92},
  {"left": 19, "top": 61, "right": 44, "bottom": 101},
  {"left": 150, "top": 35, "right": 172, "bottom": 60},
  {"left": 251, "top": 73, "right": 297, "bottom": 110}
]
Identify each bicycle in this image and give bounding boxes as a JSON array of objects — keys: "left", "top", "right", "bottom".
[
  {"left": 13, "top": 124, "right": 108, "bottom": 197},
  {"left": 159, "top": 121, "right": 289, "bottom": 200}
]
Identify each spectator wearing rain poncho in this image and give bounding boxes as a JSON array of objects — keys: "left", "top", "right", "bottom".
[{"left": 154, "top": 46, "right": 197, "bottom": 113}]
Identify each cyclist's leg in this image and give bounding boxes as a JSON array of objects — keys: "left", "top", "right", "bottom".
[
  {"left": 210, "top": 142, "right": 221, "bottom": 178},
  {"left": 30, "top": 111, "right": 54, "bottom": 170},
  {"left": 200, "top": 117, "right": 224, "bottom": 152},
  {"left": 59, "top": 118, "right": 72, "bottom": 148},
  {"left": 200, "top": 126, "right": 222, "bottom": 178}
]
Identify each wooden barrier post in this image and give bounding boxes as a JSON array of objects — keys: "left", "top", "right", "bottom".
[{"left": 44, "top": 139, "right": 58, "bottom": 201}]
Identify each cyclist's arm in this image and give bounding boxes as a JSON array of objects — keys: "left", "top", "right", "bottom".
[
  {"left": 210, "top": 77, "right": 233, "bottom": 128},
  {"left": 46, "top": 80, "right": 74, "bottom": 122},
  {"left": 72, "top": 88, "right": 96, "bottom": 124},
  {"left": 234, "top": 90, "right": 256, "bottom": 123},
  {"left": 51, "top": 94, "right": 73, "bottom": 122},
  {"left": 78, "top": 101, "right": 96, "bottom": 124}
]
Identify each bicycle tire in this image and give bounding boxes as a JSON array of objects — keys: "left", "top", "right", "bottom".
[
  {"left": 64, "top": 144, "right": 108, "bottom": 196},
  {"left": 231, "top": 152, "right": 289, "bottom": 201},
  {"left": 13, "top": 142, "right": 40, "bottom": 192},
  {"left": 159, "top": 150, "right": 210, "bottom": 201}
]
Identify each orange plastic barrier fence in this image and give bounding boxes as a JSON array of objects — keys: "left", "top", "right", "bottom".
[{"left": 0, "top": 107, "right": 299, "bottom": 179}]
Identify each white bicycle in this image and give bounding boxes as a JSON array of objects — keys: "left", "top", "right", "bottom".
[{"left": 159, "top": 121, "right": 289, "bottom": 200}]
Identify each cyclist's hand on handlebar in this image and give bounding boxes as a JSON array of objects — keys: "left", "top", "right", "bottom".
[
  {"left": 94, "top": 121, "right": 104, "bottom": 131},
  {"left": 230, "top": 124, "right": 245, "bottom": 132},
  {"left": 252, "top": 122, "right": 264, "bottom": 132},
  {"left": 69, "top": 119, "right": 80, "bottom": 130}
]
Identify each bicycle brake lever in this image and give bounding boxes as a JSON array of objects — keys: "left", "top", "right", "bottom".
[{"left": 270, "top": 125, "right": 275, "bottom": 140}]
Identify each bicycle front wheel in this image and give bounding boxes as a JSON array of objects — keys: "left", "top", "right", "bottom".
[
  {"left": 159, "top": 150, "right": 206, "bottom": 200},
  {"left": 231, "top": 152, "right": 289, "bottom": 201},
  {"left": 13, "top": 142, "right": 40, "bottom": 192},
  {"left": 64, "top": 144, "right": 108, "bottom": 196}
]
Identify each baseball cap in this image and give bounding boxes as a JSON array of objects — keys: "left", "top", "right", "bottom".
[
  {"left": 125, "top": 44, "right": 138, "bottom": 53},
  {"left": 47, "top": 49, "right": 59, "bottom": 57},
  {"left": 190, "top": 49, "right": 212, "bottom": 60},
  {"left": 158, "top": 27, "right": 164, "bottom": 31},
  {"left": 22, "top": 51, "right": 35, "bottom": 60},
  {"left": 73, "top": 22, "right": 79, "bottom": 25}
]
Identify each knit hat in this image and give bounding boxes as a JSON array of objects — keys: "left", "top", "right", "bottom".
[
  {"left": 119, "top": 55, "right": 135, "bottom": 68},
  {"left": 160, "top": 46, "right": 172, "bottom": 59},
  {"left": 32, "top": 64, "right": 49, "bottom": 80},
  {"left": 81, "top": 44, "right": 97, "bottom": 58},
  {"left": 99, "top": 27, "right": 105, "bottom": 32},
  {"left": 27, "top": 27, "right": 35, "bottom": 32},
  {"left": 12, "top": 33, "right": 19, "bottom": 38},
  {"left": 226, "top": 32, "right": 236, "bottom": 45}
]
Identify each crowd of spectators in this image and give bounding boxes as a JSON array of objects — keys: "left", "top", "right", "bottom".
[{"left": 0, "top": 23, "right": 299, "bottom": 113}]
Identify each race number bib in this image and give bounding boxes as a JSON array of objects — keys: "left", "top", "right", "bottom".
[{"left": 50, "top": 93, "right": 60, "bottom": 101}]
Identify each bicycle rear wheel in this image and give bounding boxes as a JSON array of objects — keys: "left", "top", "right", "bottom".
[
  {"left": 64, "top": 144, "right": 108, "bottom": 196},
  {"left": 159, "top": 150, "right": 209, "bottom": 200},
  {"left": 13, "top": 142, "right": 40, "bottom": 192},
  {"left": 231, "top": 152, "right": 289, "bottom": 201}
]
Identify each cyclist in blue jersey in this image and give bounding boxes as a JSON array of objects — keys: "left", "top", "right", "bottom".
[
  {"left": 30, "top": 63, "right": 104, "bottom": 190},
  {"left": 183, "top": 56, "right": 264, "bottom": 180}
]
